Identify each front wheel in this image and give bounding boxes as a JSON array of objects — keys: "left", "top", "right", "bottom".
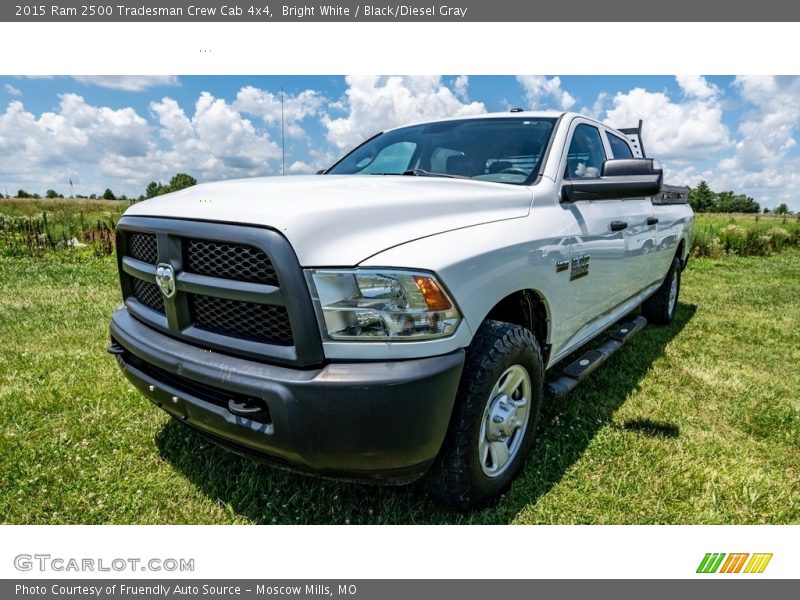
[
  {"left": 423, "top": 320, "right": 544, "bottom": 509},
  {"left": 642, "top": 255, "right": 682, "bottom": 325}
]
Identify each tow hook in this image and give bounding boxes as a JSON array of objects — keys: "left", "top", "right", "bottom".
[
  {"left": 228, "top": 398, "right": 270, "bottom": 421},
  {"left": 107, "top": 341, "right": 125, "bottom": 356}
]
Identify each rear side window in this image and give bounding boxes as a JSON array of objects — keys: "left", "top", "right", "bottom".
[
  {"left": 565, "top": 124, "right": 606, "bottom": 178},
  {"left": 607, "top": 132, "right": 634, "bottom": 159}
]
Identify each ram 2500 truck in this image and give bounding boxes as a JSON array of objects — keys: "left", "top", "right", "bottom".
[{"left": 108, "top": 111, "right": 694, "bottom": 508}]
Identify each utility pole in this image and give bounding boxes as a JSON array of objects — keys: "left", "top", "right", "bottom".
[{"left": 281, "top": 85, "right": 286, "bottom": 176}]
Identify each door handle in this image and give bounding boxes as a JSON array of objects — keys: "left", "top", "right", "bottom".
[
  {"left": 610, "top": 221, "right": 628, "bottom": 232},
  {"left": 646, "top": 217, "right": 659, "bottom": 226}
]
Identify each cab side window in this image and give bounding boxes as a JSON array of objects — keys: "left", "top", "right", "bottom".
[
  {"left": 565, "top": 124, "right": 606, "bottom": 178},
  {"left": 607, "top": 132, "right": 634, "bottom": 159}
]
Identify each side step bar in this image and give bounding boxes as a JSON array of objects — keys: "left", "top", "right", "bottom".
[{"left": 545, "top": 315, "right": 648, "bottom": 398}]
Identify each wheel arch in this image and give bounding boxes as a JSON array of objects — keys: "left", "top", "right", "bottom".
[
  {"left": 676, "top": 237, "right": 688, "bottom": 270},
  {"left": 483, "top": 289, "right": 551, "bottom": 364}
]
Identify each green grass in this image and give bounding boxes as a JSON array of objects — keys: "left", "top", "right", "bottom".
[
  {"left": 0, "top": 197, "right": 128, "bottom": 256},
  {"left": 693, "top": 213, "right": 800, "bottom": 258},
  {"left": 0, "top": 197, "right": 128, "bottom": 220},
  {"left": 0, "top": 247, "right": 798, "bottom": 524}
]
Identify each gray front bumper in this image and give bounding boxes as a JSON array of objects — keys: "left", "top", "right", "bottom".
[{"left": 110, "top": 308, "right": 464, "bottom": 481}]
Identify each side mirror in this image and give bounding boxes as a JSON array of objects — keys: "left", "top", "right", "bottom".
[{"left": 561, "top": 158, "right": 663, "bottom": 202}]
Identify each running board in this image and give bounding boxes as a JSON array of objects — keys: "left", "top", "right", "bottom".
[{"left": 545, "top": 315, "right": 648, "bottom": 398}]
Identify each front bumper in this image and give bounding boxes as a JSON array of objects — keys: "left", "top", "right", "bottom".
[{"left": 110, "top": 308, "right": 464, "bottom": 482}]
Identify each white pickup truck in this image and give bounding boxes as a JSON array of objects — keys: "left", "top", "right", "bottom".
[{"left": 108, "top": 111, "right": 694, "bottom": 508}]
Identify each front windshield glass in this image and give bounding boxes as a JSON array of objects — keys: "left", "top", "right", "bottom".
[{"left": 326, "top": 117, "right": 557, "bottom": 185}]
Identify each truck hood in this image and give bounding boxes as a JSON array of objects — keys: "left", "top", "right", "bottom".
[{"left": 124, "top": 175, "right": 533, "bottom": 265}]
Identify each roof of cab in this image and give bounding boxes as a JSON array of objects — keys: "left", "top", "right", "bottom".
[{"left": 383, "top": 110, "right": 571, "bottom": 132}]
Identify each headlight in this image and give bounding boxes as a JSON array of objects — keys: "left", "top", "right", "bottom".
[{"left": 306, "top": 269, "right": 461, "bottom": 341}]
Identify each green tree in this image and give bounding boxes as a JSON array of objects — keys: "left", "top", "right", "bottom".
[
  {"left": 688, "top": 181, "right": 716, "bottom": 213},
  {"left": 716, "top": 191, "right": 760, "bottom": 213},
  {"left": 17, "top": 189, "right": 30, "bottom": 198},
  {"left": 775, "top": 203, "right": 789, "bottom": 215},
  {"left": 145, "top": 181, "right": 161, "bottom": 199},
  {"left": 102, "top": 188, "right": 116, "bottom": 200},
  {"left": 143, "top": 173, "right": 197, "bottom": 199},
  {"left": 739, "top": 196, "right": 760, "bottom": 213},
  {"left": 45, "top": 189, "right": 59, "bottom": 199},
  {"left": 167, "top": 173, "right": 197, "bottom": 192}
]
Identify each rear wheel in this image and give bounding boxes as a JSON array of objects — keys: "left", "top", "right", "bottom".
[
  {"left": 642, "top": 255, "right": 681, "bottom": 325},
  {"left": 423, "top": 320, "right": 543, "bottom": 509}
]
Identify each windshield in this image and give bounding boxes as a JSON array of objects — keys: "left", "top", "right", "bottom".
[{"left": 326, "top": 117, "right": 557, "bottom": 185}]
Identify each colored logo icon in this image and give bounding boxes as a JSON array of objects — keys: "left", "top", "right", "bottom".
[{"left": 697, "top": 553, "right": 773, "bottom": 574}]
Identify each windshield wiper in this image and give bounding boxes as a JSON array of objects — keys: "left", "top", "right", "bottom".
[
  {"left": 363, "top": 169, "right": 468, "bottom": 178},
  {"left": 402, "top": 169, "right": 469, "bottom": 179}
]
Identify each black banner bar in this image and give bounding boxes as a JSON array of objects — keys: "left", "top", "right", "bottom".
[
  {"left": 5, "top": 0, "right": 800, "bottom": 22},
  {"left": 5, "top": 580, "right": 799, "bottom": 600}
]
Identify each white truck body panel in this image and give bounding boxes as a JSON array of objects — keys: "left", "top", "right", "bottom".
[{"left": 124, "top": 174, "right": 533, "bottom": 266}]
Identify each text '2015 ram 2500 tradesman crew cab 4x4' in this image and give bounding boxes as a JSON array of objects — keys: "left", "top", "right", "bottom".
[{"left": 108, "top": 111, "right": 694, "bottom": 509}]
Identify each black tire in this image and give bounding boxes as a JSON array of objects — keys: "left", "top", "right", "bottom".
[
  {"left": 423, "top": 320, "right": 544, "bottom": 509},
  {"left": 642, "top": 255, "right": 682, "bottom": 325}
]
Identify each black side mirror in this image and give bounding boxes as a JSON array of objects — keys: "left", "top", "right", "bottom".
[{"left": 561, "top": 158, "right": 663, "bottom": 202}]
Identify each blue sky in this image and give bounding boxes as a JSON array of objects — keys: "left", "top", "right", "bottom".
[{"left": 1, "top": 75, "right": 798, "bottom": 209}]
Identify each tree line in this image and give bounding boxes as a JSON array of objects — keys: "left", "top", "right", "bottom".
[
  {"left": 1, "top": 173, "right": 198, "bottom": 202},
  {"left": 688, "top": 181, "right": 791, "bottom": 215}
]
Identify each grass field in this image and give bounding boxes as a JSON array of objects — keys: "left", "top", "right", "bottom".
[
  {"left": 0, "top": 200, "right": 798, "bottom": 524},
  {"left": 0, "top": 197, "right": 128, "bottom": 221},
  {"left": 0, "top": 197, "right": 128, "bottom": 256},
  {"left": 691, "top": 212, "right": 800, "bottom": 258}
]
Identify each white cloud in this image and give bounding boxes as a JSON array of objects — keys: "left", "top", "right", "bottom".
[
  {"left": 73, "top": 76, "right": 179, "bottom": 91},
  {"left": 676, "top": 75, "right": 719, "bottom": 99},
  {"left": 287, "top": 160, "right": 314, "bottom": 174},
  {"left": 321, "top": 75, "right": 486, "bottom": 150},
  {"left": 728, "top": 76, "right": 800, "bottom": 169},
  {"left": 0, "top": 94, "right": 153, "bottom": 192},
  {"left": 0, "top": 90, "right": 283, "bottom": 197},
  {"left": 602, "top": 87, "right": 730, "bottom": 161},
  {"left": 581, "top": 92, "right": 608, "bottom": 120},
  {"left": 149, "top": 92, "right": 280, "bottom": 179},
  {"left": 619, "top": 76, "right": 800, "bottom": 210},
  {"left": 707, "top": 76, "right": 800, "bottom": 209},
  {"left": 4, "top": 84, "right": 21, "bottom": 96},
  {"left": 516, "top": 76, "right": 576, "bottom": 111},
  {"left": 452, "top": 75, "right": 469, "bottom": 101},
  {"left": 234, "top": 86, "right": 323, "bottom": 140}
]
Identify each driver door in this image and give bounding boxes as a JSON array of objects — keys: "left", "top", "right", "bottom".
[{"left": 557, "top": 121, "right": 629, "bottom": 339}]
